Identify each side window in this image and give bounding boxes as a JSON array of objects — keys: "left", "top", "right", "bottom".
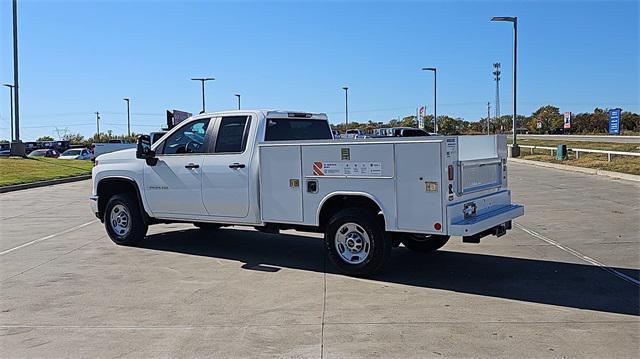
[
  {"left": 162, "top": 118, "right": 210, "bottom": 154},
  {"left": 215, "top": 116, "right": 250, "bottom": 153}
]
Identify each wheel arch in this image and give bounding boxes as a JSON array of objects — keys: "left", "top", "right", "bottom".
[
  {"left": 96, "top": 176, "right": 149, "bottom": 222},
  {"left": 317, "top": 192, "right": 387, "bottom": 230}
]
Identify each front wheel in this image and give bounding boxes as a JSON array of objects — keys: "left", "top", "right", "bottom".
[
  {"left": 104, "top": 194, "right": 148, "bottom": 245},
  {"left": 400, "top": 233, "right": 450, "bottom": 253},
  {"left": 324, "top": 208, "right": 391, "bottom": 277}
]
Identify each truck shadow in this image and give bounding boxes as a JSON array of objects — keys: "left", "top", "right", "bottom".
[{"left": 139, "top": 227, "right": 639, "bottom": 316}]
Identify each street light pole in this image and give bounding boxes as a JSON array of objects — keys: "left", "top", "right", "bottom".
[
  {"left": 421, "top": 67, "right": 437, "bottom": 133},
  {"left": 491, "top": 16, "right": 519, "bottom": 156},
  {"left": 487, "top": 102, "right": 491, "bottom": 135},
  {"left": 191, "top": 77, "right": 215, "bottom": 113},
  {"left": 342, "top": 87, "right": 349, "bottom": 126},
  {"left": 10, "top": 0, "right": 25, "bottom": 155},
  {"left": 3, "top": 84, "right": 14, "bottom": 141},
  {"left": 235, "top": 94, "right": 241, "bottom": 110},
  {"left": 123, "top": 98, "right": 130, "bottom": 137},
  {"left": 95, "top": 112, "right": 100, "bottom": 137}
]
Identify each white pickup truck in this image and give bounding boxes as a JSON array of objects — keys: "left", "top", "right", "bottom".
[{"left": 91, "top": 110, "right": 523, "bottom": 276}]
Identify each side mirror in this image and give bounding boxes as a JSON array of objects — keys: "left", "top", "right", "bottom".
[{"left": 136, "top": 135, "right": 158, "bottom": 166}]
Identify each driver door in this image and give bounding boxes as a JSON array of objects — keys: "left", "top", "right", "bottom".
[{"left": 144, "top": 118, "right": 211, "bottom": 217}]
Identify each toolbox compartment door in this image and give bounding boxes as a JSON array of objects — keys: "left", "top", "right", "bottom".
[
  {"left": 395, "top": 142, "right": 444, "bottom": 233},
  {"left": 259, "top": 145, "right": 303, "bottom": 223}
]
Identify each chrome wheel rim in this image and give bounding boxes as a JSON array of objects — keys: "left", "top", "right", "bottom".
[
  {"left": 110, "top": 204, "right": 131, "bottom": 237},
  {"left": 335, "top": 222, "right": 371, "bottom": 265}
]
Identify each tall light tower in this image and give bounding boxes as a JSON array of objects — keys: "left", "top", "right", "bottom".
[
  {"left": 491, "top": 16, "right": 519, "bottom": 157},
  {"left": 342, "top": 87, "right": 349, "bottom": 126},
  {"left": 191, "top": 77, "right": 215, "bottom": 113},
  {"left": 421, "top": 67, "right": 437, "bottom": 132},
  {"left": 123, "top": 98, "right": 130, "bottom": 136},
  {"left": 492, "top": 63, "right": 501, "bottom": 133},
  {"left": 10, "top": 0, "right": 25, "bottom": 156}
]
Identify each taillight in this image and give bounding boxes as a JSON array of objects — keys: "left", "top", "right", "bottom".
[{"left": 448, "top": 165, "right": 454, "bottom": 181}]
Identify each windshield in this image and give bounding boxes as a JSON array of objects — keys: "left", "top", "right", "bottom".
[
  {"left": 62, "top": 149, "right": 81, "bottom": 156},
  {"left": 346, "top": 129, "right": 360, "bottom": 134},
  {"left": 265, "top": 119, "right": 332, "bottom": 141},
  {"left": 29, "top": 150, "right": 47, "bottom": 156}
]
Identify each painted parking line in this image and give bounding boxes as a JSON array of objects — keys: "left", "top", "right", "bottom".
[
  {"left": 0, "top": 220, "right": 98, "bottom": 256},
  {"left": 515, "top": 222, "right": 640, "bottom": 287}
]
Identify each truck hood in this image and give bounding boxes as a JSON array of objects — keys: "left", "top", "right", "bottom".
[{"left": 95, "top": 148, "right": 137, "bottom": 162}]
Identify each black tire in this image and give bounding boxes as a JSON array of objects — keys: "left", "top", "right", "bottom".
[
  {"left": 193, "top": 222, "right": 222, "bottom": 231},
  {"left": 104, "top": 193, "right": 148, "bottom": 246},
  {"left": 400, "top": 233, "right": 450, "bottom": 253},
  {"left": 324, "top": 208, "right": 391, "bottom": 277}
]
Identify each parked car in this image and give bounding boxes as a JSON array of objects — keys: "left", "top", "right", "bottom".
[
  {"left": 343, "top": 129, "right": 366, "bottom": 139},
  {"left": 91, "top": 142, "right": 136, "bottom": 160},
  {"left": 331, "top": 130, "right": 341, "bottom": 139},
  {"left": 59, "top": 148, "right": 92, "bottom": 160},
  {"left": 391, "top": 127, "right": 430, "bottom": 137},
  {"left": 91, "top": 109, "right": 523, "bottom": 277},
  {"left": 27, "top": 149, "right": 60, "bottom": 158},
  {"left": 150, "top": 131, "right": 168, "bottom": 145},
  {"left": 0, "top": 149, "right": 10, "bottom": 157}
]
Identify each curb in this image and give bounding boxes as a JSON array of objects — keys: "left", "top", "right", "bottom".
[
  {"left": 0, "top": 175, "right": 92, "bottom": 194},
  {"left": 508, "top": 158, "right": 640, "bottom": 183}
]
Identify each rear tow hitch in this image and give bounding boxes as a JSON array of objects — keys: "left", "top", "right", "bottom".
[{"left": 463, "top": 221, "right": 511, "bottom": 243}]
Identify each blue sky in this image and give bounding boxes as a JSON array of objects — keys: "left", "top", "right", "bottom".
[{"left": 1, "top": 0, "right": 638, "bottom": 140}]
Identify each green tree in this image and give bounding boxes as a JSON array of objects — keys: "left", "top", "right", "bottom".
[
  {"left": 62, "top": 133, "right": 86, "bottom": 145},
  {"left": 36, "top": 135, "right": 55, "bottom": 141},
  {"left": 528, "top": 105, "right": 562, "bottom": 133}
]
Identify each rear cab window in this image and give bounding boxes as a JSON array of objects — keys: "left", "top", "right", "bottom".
[{"left": 265, "top": 119, "right": 333, "bottom": 141}]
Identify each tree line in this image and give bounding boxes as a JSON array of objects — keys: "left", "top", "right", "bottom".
[
  {"left": 331, "top": 105, "right": 640, "bottom": 135},
  {"left": 2, "top": 105, "right": 638, "bottom": 144}
]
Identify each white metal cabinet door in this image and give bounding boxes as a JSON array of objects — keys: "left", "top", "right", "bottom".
[
  {"left": 201, "top": 116, "right": 252, "bottom": 218},
  {"left": 143, "top": 155, "right": 207, "bottom": 216},
  {"left": 395, "top": 142, "right": 444, "bottom": 233},
  {"left": 259, "top": 145, "right": 303, "bottom": 223}
]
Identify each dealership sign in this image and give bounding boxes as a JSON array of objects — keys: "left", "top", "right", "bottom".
[
  {"left": 563, "top": 112, "right": 571, "bottom": 129},
  {"left": 418, "top": 106, "right": 426, "bottom": 129},
  {"left": 608, "top": 108, "right": 621, "bottom": 135}
]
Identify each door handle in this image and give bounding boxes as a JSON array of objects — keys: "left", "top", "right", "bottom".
[
  {"left": 185, "top": 163, "right": 200, "bottom": 169},
  {"left": 229, "top": 163, "right": 246, "bottom": 169}
]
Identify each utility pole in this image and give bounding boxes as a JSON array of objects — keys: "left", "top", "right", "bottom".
[
  {"left": 487, "top": 102, "right": 491, "bottom": 134},
  {"left": 3, "top": 84, "right": 14, "bottom": 141},
  {"left": 342, "top": 87, "right": 349, "bottom": 126},
  {"left": 95, "top": 112, "right": 100, "bottom": 138},
  {"left": 492, "top": 63, "right": 501, "bottom": 131},
  {"left": 235, "top": 94, "right": 241, "bottom": 110},
  {"left": 191, "top": 77, "right": 215, "bottom": 113},
  {"left": 123, "top": 98, "right": 130, "bottom": 136}
]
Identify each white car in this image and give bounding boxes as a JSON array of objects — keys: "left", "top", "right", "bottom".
[
  {"left": 59, "top": 148, "right": 92, "bottom": 160},
  {"left": 91, "top": 110, "right": 523, "bottom": 277}
]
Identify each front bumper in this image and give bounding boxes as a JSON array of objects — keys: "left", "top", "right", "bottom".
[{"left": 89, "top": 195, "right": 100, "bottom": 219}]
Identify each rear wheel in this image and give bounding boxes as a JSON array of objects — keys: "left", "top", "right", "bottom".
[
  {"left": 324, "top": 208, "right": 391, "bottom": 277},
  {"left": 104, "top": 194, "right": 148, "bottom": 245},
  {"left": 400, "top": 233, "right": 450, "bottom": 253},
  {"left": 193, "top": 222, "right": 222, "bottom": 231}
]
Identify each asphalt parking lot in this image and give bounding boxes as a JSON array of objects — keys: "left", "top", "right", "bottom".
[{"left": 1, "top": 162, "right": 638, "bottom": 358}]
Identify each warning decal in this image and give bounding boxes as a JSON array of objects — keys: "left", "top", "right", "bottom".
[
  {"left": 313, "top": 161, "right": 324, "bottom": 176},
  {"left": 311, "top": 161, "right": 382, "bottom": 177}
]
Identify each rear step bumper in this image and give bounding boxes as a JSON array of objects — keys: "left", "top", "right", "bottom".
[{"left": 449, "top": 204, "right": 524, "bottom": 238}]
